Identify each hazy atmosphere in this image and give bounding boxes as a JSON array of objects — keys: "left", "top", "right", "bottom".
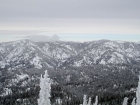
[
  {"left": 0, "top": 0, "right": 140, "bottom": 42},
  {"left": 1, "top": 1, "right": 140, "bottom": 105}
]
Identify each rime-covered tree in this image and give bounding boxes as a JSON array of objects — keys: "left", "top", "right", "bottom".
[
  {"left": 136, "top": 74, "right": 140, "bottom": 105},
  {"left": 132, "top": 98, "right": 136, "bottom": 105},
  {"left": 38, "top": 70, "right": 51, "bottom": 105},
  {"left": 122, "top": 97, "right": 128, "bottom": 105},
  {"left": 87, "top": 97, "right": 91, "bottom": 105},
  {"left": 93, "top": 96, "right": 98, "bottom": 105},
  {"left": 56, "top": 98, "right": 62, "bottom": 105},
  {"left": 83, "top": 95, "right": 87, "bottom": 105}
]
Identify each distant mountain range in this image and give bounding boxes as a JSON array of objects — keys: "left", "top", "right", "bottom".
[
  {"left": 0, "top": 39, "right": 140, "bottom": 70},
  {"left": 0, "top": 39, "right": 140, "bottom": 105}
]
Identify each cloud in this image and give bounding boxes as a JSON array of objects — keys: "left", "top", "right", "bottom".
[
  {"left": 0, "top": 0, "right": 140, "bottom": 19},
  {"left": 24, "top": 35, "right": 60, "bottom": 42},
  {"left": 0, "top": 18, "right": 140, "bottom": 36}
]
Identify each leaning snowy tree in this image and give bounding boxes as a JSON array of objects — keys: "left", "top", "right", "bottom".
[
  {"left": 136, "top": 74, "right": 140, "bottom": 105},
  {"left": 38, "top": 70, "right": 51, "bottom": 105}
]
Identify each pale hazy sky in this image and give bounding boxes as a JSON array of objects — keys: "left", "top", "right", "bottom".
[{"left": 0, "top": 0, "right": 140, "bottom": 42}]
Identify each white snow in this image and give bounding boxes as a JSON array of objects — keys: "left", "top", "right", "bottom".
[
  {"left": 114, "top": 52, "right": 124, "bottom": 60},
  {"left": 66, "top": 75, "right": 71, "bottom": 82},
  {"left": 94, "top": 96, "right": 98, "bottom": 105},
  {"left": 107, "top": 55, "right": 116, "bottom": 63},
  {"left": 45, "top": 63, "right": 53, "bottom": 68},
  {"left": 0, "top": 61, "right": 8, "bottom": 68},
  {"left": 0, "top": 47, "right": 4, "bottom": 52},
  {"left": 83, "top": 56, "right": 92, "bottom": 65},
  {"left": 122, "top": 97, "right": 128, "bottom": 105},
  {"left": 7, "top": 52, "right": 14, "bottom": 59},
  {"left": 30, "top": 56, "right": 42, "bottom": 69},
  {"left": 105, "top": 41, "right": 119, "bottom": 48},
  {"left": 0, "top": 88, "right": 12, "bottom": 96},
  {"left": 7, "top": 47, "right": 23, "bottom": 59},
  {"left": 55, "top": 52, "right": 70, "bottom": 60},
  {"left": 74, "top": 60, "right": 83, "bottom": 67},
  {"left": 100, "top": 59, "right": 106, "bottom": 64},
  {"left": 26, "top": 88, "right": 30, "bottom": 92},
  {"left": 21, "top": 81, "right": 28, "bottom": 87},
  {"left": 113, "top": 84, "right": 118, "bottom": 89},
  {"left": 125, "top": 48, "right": 133, "bottom": 52},
  {"left": 56, "top": 98, "right": 62, "bottom": 104},
  {"left": 65, "top": 45, "right": 72, "bottom": 50},
  {"left": 17, "top": 74, "right": 29, "bottom": 80}
]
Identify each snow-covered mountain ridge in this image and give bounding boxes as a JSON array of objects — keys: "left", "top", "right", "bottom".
[
  {"left": 0, "top": 39, "right": 140, "bottom": 69},
  {"left": 0, "top": 39, "right": 82, "bottom": 69}
]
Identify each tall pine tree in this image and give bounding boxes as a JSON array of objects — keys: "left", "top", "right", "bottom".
[
  {"left": 38, "top": 70, "right": 51, "bottom": 105},
  {"left": 83, "top": 95, "right": 87, "bottom": 105}
]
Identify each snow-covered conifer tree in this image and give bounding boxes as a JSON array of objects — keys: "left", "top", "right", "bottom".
[
  {"left": 136, "top": 74, "right": 140, "bottom": 105},
  {"left": 132, "top": 98, "right": 136, "bottom": 105},
  {"left": 83, "top": 95, "right": 87, "bottom": 105},
  {"left": 38, "top": 70, "right": 51, "bottom": 105},
  {"left": 87, "top": 97, "right": 91, "bottom": 105},
  {"left": 56, "top": 98, "right": 62, "bottom": 105},
  {"left": 93, "top": 96, "right": 98, "bottom": 105},
  {"left": 122, "top": 97, "right": 128, "bottom": 105}
]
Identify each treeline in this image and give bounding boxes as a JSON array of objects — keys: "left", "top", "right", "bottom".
[
  {"left": 0, "top": 85, "right": 39, "bottom": 105},
  {"left": 0, "top": 64, "right": 139, "bottom": 105},
  {"left": 51, "top": 84, "right": 135, "bottom": 105}
]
